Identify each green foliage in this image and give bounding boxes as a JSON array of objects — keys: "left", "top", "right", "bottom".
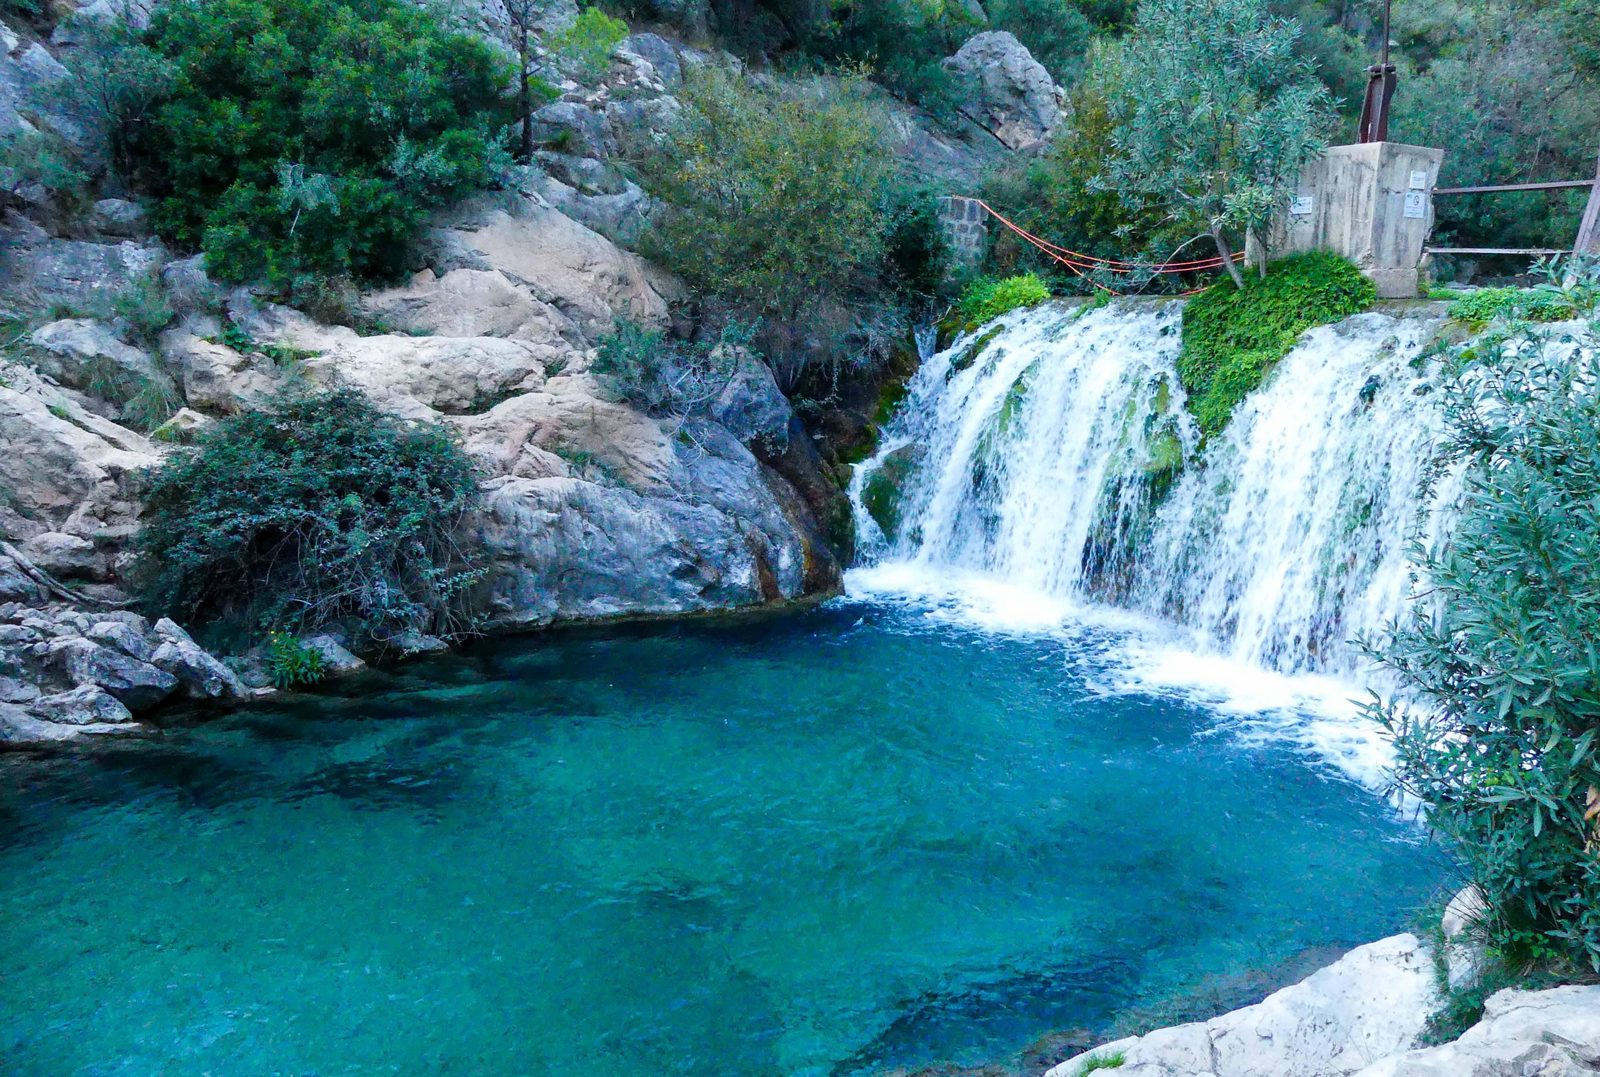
[
  {"left": 265, "top": 630, "right": 326, "bottom": 688},
  {"left": 130, "top": 0, "right": 512, "bottom": 286},
  {"left": 1108, "top": 0, "right": 1333, "bottom": 282},
  {"left": 1447, "top": 287, "right": 1576, "bottom": 329},
  {"left": 956, "top": 273, "right": 1051, "bottom": 327},
  {"left": 592, "top": 319, "right": 755, "bottom": 417},
  {"left": 137, "top": 386, "right": 484, "bottom": 644},
  {"left": 0, "top": 130, "right": 90, "bottom": 209},
  {"left": 986, "top": 0, "right": 1094, "bottom": 81},
  {"left": 111, "top": 273, "right": 176, "bottom": 343},
  {"left": 637, "top": 68, "right": 900, "bottom": 382},
  {"left": 1076, "top": 1049, "right": 1127, "bottom": 1074},
  {"left": 549, "top": 7, "right": 629, "bottom": 81},
  {"left": 1364, "top": 317, "right": 1600, "bottom": 972},
  {"left": 1178, "top": 251, "right": 1373, "bottom": 438},
  {"left": 791, "top": 0, "right": 973, "bottom": 117}
]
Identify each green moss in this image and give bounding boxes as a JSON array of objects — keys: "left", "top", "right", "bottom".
[
  {"left": 950, "top": 323, "right": 1003, "bottom": 373},
  {"left": 860, "top": 444, "right": 922, "bottom": 542},
  {"left": 955, "top": 272, "right": 1051, "bottom": 328},
  {"left": 1446, "top": 286, "right": 1577, "bottom": 329},
  {"left": 1178, "top": 252, "right": 1375, "bottom": 440}
]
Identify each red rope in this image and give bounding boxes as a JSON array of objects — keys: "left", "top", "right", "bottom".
[{"left": 969, "top": 199, "right": 1243, "bottom": 279}]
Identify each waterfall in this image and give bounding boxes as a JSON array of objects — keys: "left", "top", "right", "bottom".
[{"left": 850, "top": 299, "right": 1460, "bottom": 679}]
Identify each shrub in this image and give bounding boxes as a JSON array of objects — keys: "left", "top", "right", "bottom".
[
  {"left": 956, "top": 273, "right": 1051, "bottom": 327},
  {"left": 636, "top": 68, "right": 899, "bottom": 384},
  {"left": 592, "top": 319, "right": 754, "bottom": 417},
  {"left": 130, "top": 0, "right": 512, "bottom": 285},
  {"left": 0, "top": 130, "right": 90, "bottom": 211},
  {"left": 265, "top": 630, "right": 326, "bottom": 688},
  {"left": 1178, "top": 251, "right": 1374, "bottom": 438},
  {"left": 1364, "top": 319, "right": 1600, "bottom": 972},
  {"left": 1446, "top": 283, "right": 1582, "bottom": 329},
  {"left": 137, "top": 386, "right": 484, "bottom": 644},
  {"left": 549, "top": 6, "right": 628, "bottom": 81}
]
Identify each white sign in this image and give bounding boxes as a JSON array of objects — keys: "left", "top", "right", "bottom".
[
  {"left": 1403, "top": 190, "right": 1428, "bottom": 219},
  {"left": 1409, "top": 170, "right": 1429, "bottom": 190},
  {"left": 1290, "top": 195, "right": 1314, "bottom": 216}
]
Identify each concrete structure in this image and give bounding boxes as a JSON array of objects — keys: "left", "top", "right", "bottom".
[
  {"left": 1274, "top": 142, "right": 1445, "bottom": 298},
  {"left": 938, "top": 195, "right": 989, "bottom": 267}
]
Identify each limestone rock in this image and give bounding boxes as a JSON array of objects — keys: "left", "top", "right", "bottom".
[
  {"left": 942, "top": 31, "right": 1063, "bottom": 151},
  {"left": 1352, "top": 985, "right": 1600, "bottom": 1077},
  {"left": 28, "top": 319, "right": 163, "bottom": 391},
  {"left": 361, "top": 267, "right": 584, "bottom": 344},
  {"left": 90, "top": 198, "right": 148, "bottom": 238},
  {"left": 151, "top": 638, "right": 247, "bottom": 701},
  {"left": 20, "top": 531, "right": 107, "bottom": 581},
  {"left": 1048, "top": 934, "right": 1439, "bottom": 1077},
  {"left": 29, "top": 683, "right": 135, "bottom": 725},
  {"left": 528, "top": 101, "right": 608, "bottom": 157},
  {"left": 158, "top": 326, "right": 279, "bottom": 413},
  {"left": 0, "top": 218, "right": 161, "bottom": 313},
  {"left": 0, "top": 379, "right": 157, "bottom": 550},
  {"left": 48, "top": 636, "right": 178, "bottom": 709},
  {"left": 301, "top": 634, "right": 366, "bottom": 675},
  {"left": 621, "top": 33, "right": 682, "bottom": 88},
  {"left": 423, "top": 191, "right": 683, "bottom": 342},
  {"left": 149, "top": 407, "right": 211, "bottom": 443}
]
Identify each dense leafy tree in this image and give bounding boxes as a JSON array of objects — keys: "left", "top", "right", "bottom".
[
  {"left": 1366, "top": 266, "right": 1600, "bottom": 970},
  {"left": 130, "top": 0, "right": 513, "bottom": 285},
  {"left": 139, "top": 387, "right": 484, "bottom": 645},
  {"left": 1107, "top": 0, "right": 1333, "bottom": 286}
]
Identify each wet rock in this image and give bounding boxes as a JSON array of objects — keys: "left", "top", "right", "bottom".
[{"left": 388, "top": 630, "right": 449, "bottom": 656}]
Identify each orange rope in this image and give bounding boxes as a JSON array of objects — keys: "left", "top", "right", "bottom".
[{"left": 967, "top": 199, "right": 1244, "bottom": 296}]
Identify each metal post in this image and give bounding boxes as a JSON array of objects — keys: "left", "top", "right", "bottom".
[
  {"left": 1576, "top": 147, "right": 1600, "bottom": 255},
  {"left": 1358, "top": 0, "right": 1397, "bottom": 144}
]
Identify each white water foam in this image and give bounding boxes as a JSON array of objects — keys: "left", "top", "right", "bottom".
[{"left": 847, "top": 299, "right": 1468, "bottom": 792}]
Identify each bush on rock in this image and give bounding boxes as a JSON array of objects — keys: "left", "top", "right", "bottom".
[
  {"left": 130, "top": 0, "right": 512, "bottom": 286},
  {"left": 1178, "top": 251, "right": 1374, "bottom": 439},
  {"left": 137, "top": 387, "right": 484, "bottom": 647}
]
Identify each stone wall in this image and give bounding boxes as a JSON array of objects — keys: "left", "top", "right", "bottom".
[
  {"left": 938, "top": 195, "right": 989, "bottom": 267},
  {"left": 1274, "top": 142, "right": 1445, "bottom": 299}
]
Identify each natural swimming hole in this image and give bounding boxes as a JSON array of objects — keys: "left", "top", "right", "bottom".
[{"left": 0, "top": 596, "right": 1444, "bottom": 1076}]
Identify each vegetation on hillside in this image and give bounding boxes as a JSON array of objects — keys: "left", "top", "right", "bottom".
[
  {"left": 138, "top": 387, "right": 483, "bottom": 647},
  {"left": 127, "top": 0, "right": 511, "bottom": 287},
  {"left": 1177, "top": 251, "right": 1374, "bottom": 438}
]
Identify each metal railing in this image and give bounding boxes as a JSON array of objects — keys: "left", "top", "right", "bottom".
[{"left": 1426, "top": 151, "right": 1600, "bottom": 258}]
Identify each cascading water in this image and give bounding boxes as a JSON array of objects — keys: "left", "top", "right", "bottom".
[{"left": 851, "top": 299, "right": 1460, "bottom": 680}]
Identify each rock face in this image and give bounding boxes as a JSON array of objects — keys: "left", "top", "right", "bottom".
[
  {"left": 1049, "top": 935, "right": 1439, "bottom": 1077},
  {"left": 0, "top": 598, "right": 246, "bottom": 744},
  {"left": 1352, "top": 985, "right": 1600, "bottom": 1077},
  {"left": 942, "top": 31, "right": 1063, "bottom": 151}
]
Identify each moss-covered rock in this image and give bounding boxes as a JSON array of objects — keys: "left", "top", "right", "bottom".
[
  {"left": 861, "top": 443, "right": 924, "bottom": 543},
  {"left": 1179, "top": 252, "right": 1375, "bottom": 440}
]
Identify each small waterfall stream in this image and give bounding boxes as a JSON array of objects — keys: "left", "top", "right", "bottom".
[{"left": 851, "top": 299, "right": 1462, "bottom": 680}]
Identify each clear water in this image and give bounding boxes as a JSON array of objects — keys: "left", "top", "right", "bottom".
[{"left": 1, "top": 600, "right": 1442, "bottom": 1077}]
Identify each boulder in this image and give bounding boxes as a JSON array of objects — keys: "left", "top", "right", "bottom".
[
  {"left": 528, "top": 101, "right": 609, "bottom": 157},
  {"left": 0, "top": 377, "right": 157, "bottom": 551},
  {"left": 1048, "top": 934, "right": 1438, "bottom": 1077},
  {"left": 90, "top": 198, "right": 148, "bottom": 238},
  {"left": 711, "top": 350, "right": 791, "bottom": 445},
  {"left": 602, "top": 95, "right": 682, "bottom": 160},
  {"left": 158, "top": 326, "right": 279, "bottom": 413},
  {"left": 942, "top": 31, "right": 1063, "bottom": 151},
  {"left": 301, "top": 634, "right": 366, "bottom": 674},
  {"left": 1352, "top": 985, "right": 1600, "bottom": 1077},
  {"left": 0, "top": 217, "right": 162, "bottom": 313},
  {"left": 19, "top": 531, "right": 107, "bottom": 581},
  {"left": 150, "top": 407, "right": 211, "bottom": 443},
  {"left": 48, "top": 636, "right": 178, "bottom": 709},
  {"left": 362, "top": 267, "right": 585, "bottom": 344},
  {"left": 151, "top": 638, "right": 247, "bottom": 701},
  {"left": 29, "top": 683, "right": 135, "bottom": 725},
  {"left": 28, "top": 319, "right": 163, "bottom": 392},
  {"left": 621, "top": 33, "right": 682, "bottom": 88},
  {"left": 423, "top": 191, "right": 683, "bottom": 343}
]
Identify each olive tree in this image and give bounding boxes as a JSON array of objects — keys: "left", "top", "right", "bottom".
[
  {"left": 1106, "top": 0, "right": 1332, "bottom": 285},
  {"left": 1365, "top": 291, "right": 1600, "bottom": 970}
]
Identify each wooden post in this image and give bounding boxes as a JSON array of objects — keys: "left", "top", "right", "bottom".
[{"left": 1575, "top": 148, "right": 1600, "bottom": 255}]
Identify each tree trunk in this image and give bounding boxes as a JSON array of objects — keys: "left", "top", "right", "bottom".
[
  {"left": 1212, "top": 225, "right": 1245, "bottom": 289},
  {"left": 518, "top": 29, "right": 534, "bottom": 164},
  {"left": 1245, "top": 224, "right": 1267, "bottom": 280}
]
